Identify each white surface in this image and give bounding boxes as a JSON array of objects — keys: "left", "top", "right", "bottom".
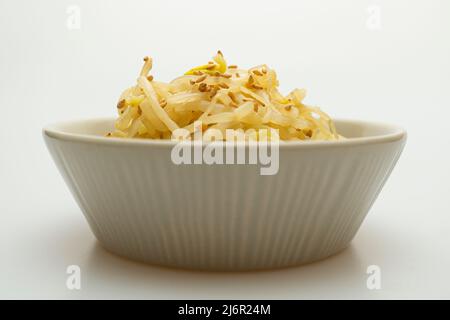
[{"left": 1, "top": 0, "right": 449, "bottom": 299}]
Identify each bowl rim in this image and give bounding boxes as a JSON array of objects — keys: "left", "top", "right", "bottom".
[{"left": 43, "top": 117, "right": 407, "bottom": 149}]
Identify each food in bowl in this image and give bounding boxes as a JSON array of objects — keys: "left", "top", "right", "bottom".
[
  {"left": 109, "top": 51, "right": 340, "bottom": 141},
  {"left": 42, "top": 52, "right": 406, "bottom": 270}
]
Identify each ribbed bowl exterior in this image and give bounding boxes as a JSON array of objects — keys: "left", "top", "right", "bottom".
[{"left": 44, "top": 134, "right": 405, "bottom": 271}]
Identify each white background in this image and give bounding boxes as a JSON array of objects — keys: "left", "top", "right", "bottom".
[{"left": 1, "top": 0, "right": 449, "bottom": 299}]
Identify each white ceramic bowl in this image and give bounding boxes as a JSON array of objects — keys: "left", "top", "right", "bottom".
[{"left": 43, "top": 118, "right": 406, "bottom": 271}]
